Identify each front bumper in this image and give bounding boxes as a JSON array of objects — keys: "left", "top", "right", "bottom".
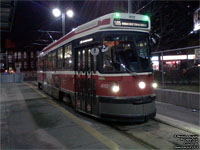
[
  {"left": 99, "top": 94, "right": 156, "bottom": 122},
  {"left": 99, "top": 94, "right": 156, "bottom": 104},
  {"left": 100, "top": 111, "right": 156, "bottom": 122}
]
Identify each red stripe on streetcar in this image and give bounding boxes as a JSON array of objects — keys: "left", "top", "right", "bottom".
[{"left": 42, "top": 18, "right": 110, "bottom": 53}]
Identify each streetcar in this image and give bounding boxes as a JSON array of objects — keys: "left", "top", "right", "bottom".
[{"left": 37, "top": 12, "right": 157, "bottom": 122}]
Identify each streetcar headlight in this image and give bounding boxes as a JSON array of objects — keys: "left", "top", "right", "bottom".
[
  {"left": 138, "top": 81, "right": 146, "bottom": 89},
  {"left": 111, "top": 83, "right": 120, "bottom": 93},
  {"left": 152, "top": 82, "right": 158, "bottom": 89}
]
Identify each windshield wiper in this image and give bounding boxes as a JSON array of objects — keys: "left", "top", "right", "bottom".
[
  {"left": 119, "top": 63, "right": 137, "bottom": 78},
  {"left": 105, "top": 55, "right": 137, "bottom": 78},
  {"left": 112, "top": 59, "right": 137, "bottom": 78}
]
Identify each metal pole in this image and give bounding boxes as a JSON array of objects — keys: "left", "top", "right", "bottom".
[
  {"left": 6, "top": 51, "right": 8, "bottom": 71},
  {"left": 161, "top": 52, "right": 164, "bottom": 88},
  {"left": 62, "top": 12, "right": 65, "bottom": 36},
  {"left": 128, "top": 0, "right": 132, "bottom": 13}
]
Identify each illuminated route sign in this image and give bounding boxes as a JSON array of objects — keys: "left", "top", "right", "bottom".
[{"left": 113, "top": 19, "right": 148, "bottom": 28}]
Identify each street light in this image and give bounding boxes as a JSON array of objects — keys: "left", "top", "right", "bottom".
[
  {"left": 52, "top": 8, "right": 74, "bottom": 36},
  {"left": 66, "top": 10, "right": 73, "bottom": 18},
  {"left": 52, "top": 8, "right": 61, "bottom": 17}
]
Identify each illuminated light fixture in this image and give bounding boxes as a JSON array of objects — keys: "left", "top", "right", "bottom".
[
  {"left": 188, "top": 54, "right": 195, "bottom": 59},
  {"left": 80, "top": 38, "right": 93, "bottom": 44},
  {"left": 66, "top": 9, "right": 74, "bottom": 18},
  {"left": 152, "top": 55, "right": 196, "bottom": 61},
  {"left": 143, "top": 15, "right": 149, "bottom": 21},
  {"left": 114, "top": 12, "right": 120, "bottom": 18},
  {"left": 111, "top": 83, "right": 120, "bottom": 93},
  {"left": 161, "top": 55, "right": 187, "bottom": 61},
  {"left": 152, "top": 82, "right": 158, "bottom": 89},
  {"left": 151, "top": 56, "right": 159, "bottom": 61},
  {"left": 138, "top": 81, "right": 146, "bottom": 89},
  {"left": 152, "top": 60, "right": 159, "bottom": 66},
  {"left": 52, "top": 8, "right": 61, "bottom": 17}
]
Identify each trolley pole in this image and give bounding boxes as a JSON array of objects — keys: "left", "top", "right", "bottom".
[{"left": 62, "top": 12, "right": 65, "bottom": 36}]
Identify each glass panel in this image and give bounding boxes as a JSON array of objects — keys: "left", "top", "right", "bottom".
[
  {"left": 24, "top": 62, "right": 27, "bottom": 68},
  {"left": 24, "top": 52, "right": 26, "bottom": 59},
  {"left": 31, "top": 52, "right": 33, "bottom": 58},
  {"left": 58, "top": 47, "right": 63, "bottom": 68},
  {"left": 102, "top": 32, "right": 151, "bottom": 73},
  {"left": 31, "top": 62, "right": 34, "bottom": 68},
  {"left": 48, "top": 53, "right": 52, "bottom": 70},
  {"left": 82, "top": 50, "right": 85, "bottom": 71},
  {"left": 18, "top": 52, "right": 21, "bottom": 59},
  {"left": 52, "top": 51, "right": 56, "bottom": 69},
  {"left": 58, "top": 47, "right": 63, "bottom": 60},
  {"left": 14, "top": 52, "right": 17, "bottom": 59},
  {"left": 64, "top": 44, "right": 72, "bottom": 70},
  {"left": 78, "top": 51, "right": 81, "bottom": 72},
  {"left": 88, "top": 49, "right": 91, "bottom": 71}
]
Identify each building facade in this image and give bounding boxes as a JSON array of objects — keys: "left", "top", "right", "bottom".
[{"left": 1, "top": 49, "right": 39, "bottom": 80}]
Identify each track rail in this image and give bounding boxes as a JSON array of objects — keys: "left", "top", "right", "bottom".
[{"left": 110, "top": 120, "right": 199, "bottom": 150}]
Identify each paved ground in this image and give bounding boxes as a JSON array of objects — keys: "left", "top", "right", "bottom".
[
  {"left": 0, "top": 82, "right": 199, "bottom": 149},
  {"left": 0, "top": 83, "right": 152, "bottom": 150},
  {"left": 0, "top": 83, "right": 108, "bottom": 149},
  {"left": 156, "top": 101, "right": 200, "bottom": 126}
]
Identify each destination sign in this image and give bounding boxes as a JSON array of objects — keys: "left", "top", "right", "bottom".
[{"left": 113, "top": 19, "right": 148, "bottom": 28}]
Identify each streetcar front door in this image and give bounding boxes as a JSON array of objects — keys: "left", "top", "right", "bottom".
[{"left": 75, "top": 47, "right": 97, "bottom": 115}]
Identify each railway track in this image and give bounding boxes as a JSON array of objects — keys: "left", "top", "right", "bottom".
[
  {"left": 110, "top": 120, "right": 199, "bottom": 150},
  {"left": 27, "top": 82, "right": 199, "bottom": 150}
]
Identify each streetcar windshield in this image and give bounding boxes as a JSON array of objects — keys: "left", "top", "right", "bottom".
[{"left": 101, "top": 32, "right": 152, "bottom": 73}]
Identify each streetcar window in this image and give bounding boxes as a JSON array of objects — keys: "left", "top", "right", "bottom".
[
  {"left": 40, "top": 60, "right": 42, "bottom": 70},
  {"left": 41, "top": 58, "right": 43, "bottom": 71},
  {"left": 135, "top": 35, "right": 150, "bottom": 70},
  {"left": 37, "top": 58, "right": 40, "bottom": 70},
  {"left": 82, "top": 50, "right": 85, "bottom": 72},
  {"left": 44, "top": 56, "right": 48, "bottom": 71},
  {"left": 88, "top": 49, "right": 91, "bottom": 71},
  {"left": 78, "top": 51, "right": 81, "bottom": 72},
  {"left": 57, "top": 47, "right": 63, "bottom": 69},
  {"left": 102, "top": 32, "right": 152, "bottom": 73},
  {"left": 64, "top": 44, "right": 72, "bottom": 70},
  {"left": 48, "top": 53, "right": 52, "bottom": 70},
  {"left": 52, "top": 51, "right": 56, "bottom": 69}
]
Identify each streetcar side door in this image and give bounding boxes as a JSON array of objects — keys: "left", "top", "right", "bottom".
[{"left": 75, "top": 47, "right": 97, "bottom": 115}]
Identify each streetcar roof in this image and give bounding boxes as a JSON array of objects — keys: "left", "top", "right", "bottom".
[{"left": 39, "top": 12, "right": 151, "bottom": 57}]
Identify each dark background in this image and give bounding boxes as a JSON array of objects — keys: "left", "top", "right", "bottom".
[{"left": 1, "top": 0, "right": 200, "bottom": 52}]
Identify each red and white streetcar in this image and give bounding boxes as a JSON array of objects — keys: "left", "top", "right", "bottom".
[{"left": 37, "top": 12, "right": 157, "bottom": 122}]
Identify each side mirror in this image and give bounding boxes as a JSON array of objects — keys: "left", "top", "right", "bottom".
[
  {"left": 101, "top": 45, "right": 109, "bottom": 52},
  {"left": 150, "top": 32, "right": 160, "bottom": 46},
  {"left": 151, "top": 37, "right": 156, "bottom": 44}
]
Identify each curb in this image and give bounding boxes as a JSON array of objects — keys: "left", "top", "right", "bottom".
[{"left": 155, "top": 114, "right": 200, "bottom": 135}]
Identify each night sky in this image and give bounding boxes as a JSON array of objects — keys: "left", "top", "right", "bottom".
[{"left": 1, "top": 0, "right": 200, "bottom": 52}]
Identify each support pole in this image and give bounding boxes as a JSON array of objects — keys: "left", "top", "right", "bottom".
[
  {"left": 6, "top": 51, "right": 8, "bottom": 71},
  {"left": 62, "top": 12, "right": 65, "bottom": 36},
  {"left": 161, "top": 52, "right": 164, "bottom": 88},
  {"left": 128, "top": 0, "right": 132, "bottom": 13}
]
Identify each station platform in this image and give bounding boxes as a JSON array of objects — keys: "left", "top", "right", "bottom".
[
  {"left": 0, "top": 83, "right": 114, "bottom": 149},
  {"left": 1, "top": 82, "right": 199, "bottom": 149}
]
